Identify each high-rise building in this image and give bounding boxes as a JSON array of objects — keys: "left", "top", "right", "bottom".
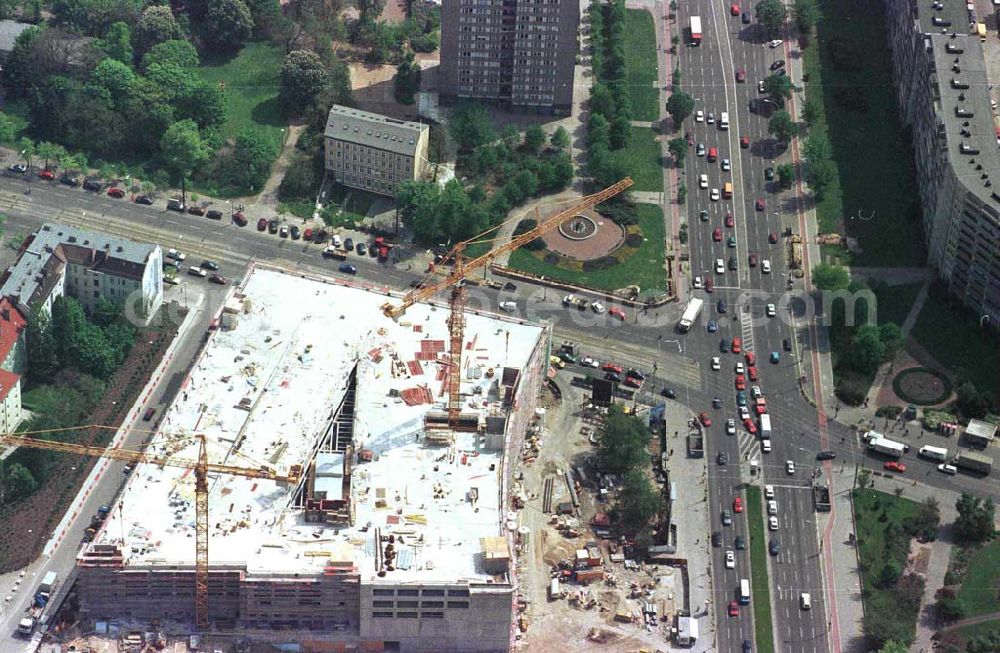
[
  {"left": 883, "top": 0, "right": 1000, "bottom": 323},
  {"left": 439, "top": 0, "right": 578, "bottom": 115}
]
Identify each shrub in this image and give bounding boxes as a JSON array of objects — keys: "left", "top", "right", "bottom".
[
  {"left": 582, "top": 256, "right": 619, "bottom": 272},
  {"left": 875, "top": 405, "right": 903, "bottom": 419},
  {"left": 625, "top": 233, "right": 644, "bottom": 248}
]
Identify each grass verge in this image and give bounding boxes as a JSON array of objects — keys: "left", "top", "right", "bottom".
[
  {"left": 952, "top": 618, "right": 1000, "bottom": 642},
  {"left": 803, "top": 0, "right": 922, "bottom": 266},
  {"left": 746, "top": 485, "right": 775, "bottom": 653},
  {"left": 910, "top": 290, "right": 1000, "bottom": 399},
  {"left": 623, "top": 9, "right": 659, "bottom": 122},
  {"left": 956, "top": 539, "right": 1000, "bottom": 617},
  {"left": 608, "top": 127, "right": 663, "bottom": 192},
  {"left": 508, "top": 203, "right": 665, "bottom": 292},
  {"left": 872, "top": 281, "right": 923, "bottom": 326}
]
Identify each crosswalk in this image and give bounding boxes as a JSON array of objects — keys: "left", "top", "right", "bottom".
[
  {"left": 737, "top": 429, "right": 761, "bottom": 462},
  {"left": 739, "top": 306, "right": 756, "bottom": 354}
]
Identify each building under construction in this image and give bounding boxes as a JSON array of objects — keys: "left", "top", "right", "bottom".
[{"left": 76, "top": 266, "right": 551, "bottom": 653}]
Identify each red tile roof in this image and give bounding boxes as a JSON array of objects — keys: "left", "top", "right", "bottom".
[
  {"left": 0, "top": 369, "right": 20, "bottom": 402},
  {"left": 0, "top": 297, "right": 26, "bottom": 362}
]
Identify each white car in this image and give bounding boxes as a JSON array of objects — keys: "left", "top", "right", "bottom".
[
  {"left": 765, "top": 484, "right": 775, "bottom": 499},
  {"left": 766, "top": 303, "right": 776, "bottom": 317},
  {"left": 739, "top": 406, "right": 750, "bottom": 420},
  {"left": 785, "top": 460, "right": 795, "bottom": 475},
  {"left": 697, "top": 143, "right": 706, "bottom": 156},
  {"left": 938, "top": 464, "right": 958, "bottom": 475},
  {"left": 725, "top": 550, "right": 736, "bottom": 569},
  {"left": 694, "top": 276, "right": 704, "bottom": 289},
  {"left": 768, "top": 515, "right": 779, "bottom": 531},
  {"left": 562, "top": 294, "right": 576, "bottom": 305},
  {"left": 581, "top": 356, "right": 600, "bottom": 368},
  {"left": 591, "top": 301, "right": 606, "bottom": 313},
  {"left": 761, "top": 439, "right": 772, "bottom": 453},
  {"left": 726, "top": 418, "right": 736, "bottom": 435},
  {"left": 712, "top": 356, "right": 722, "bottom": 371},
  {"left": 767, "top": 500, "right": 778, "bottom": 515},
  {"left": 758, "top": 80, "right": 765, "bottom": 93},
  {"left": 752, "top": 386, "right": 763, "bottom": 398},
  {"left": 187, "top": 266, "right": 207, "bottom": 278},
  {"left": 768, "top": 39, "right": 783, "bottom": 48},
  {"left": 735, "top": 362, "right": 745, "bottom": 374},
  {"left": 707, "top": 112, "right": 716, "bottom": 124},
  {"left": 696, "top": 110, "right": 705, "bottom": 122},
  {"left": 715, "top": 258, "right": 725, "bottom": 274},
  {"left": 167, "top": 248, "right": 186, "bottom": 261},
  {"left": 499, "top": 301, "right": 517, "bottom": 312},
  {"left": 761, "top": 259, "right": 772, "bottom": 274},
  {"left": 699, "top": 174, "right": 709, "bottom": 189},
  {"left": 721, "top": 158, "right": 731, "bottom": 171},
  {"left": 711, "top": 188, "right": 721, "bottom": 201}
]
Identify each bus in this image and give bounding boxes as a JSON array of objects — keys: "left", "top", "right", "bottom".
[{"left": 738, "top": 579, "right": 751, "bottom": 604}]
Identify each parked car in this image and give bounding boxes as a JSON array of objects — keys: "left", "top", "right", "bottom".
[
  {"left": 107, "top": 187, "right": 125, "bottom": 198},
  {"left": 200, "top": 260, "right": 219, "bottom": 271},
  {"left": 257, "top": 217, "right": 268, "bottom": 231},
  {"left": 699, "top": 411, "right": 712, "bottom": 427},
  {"left": 208, "top": 274, "right": 228, "bottom": 286},
  {"left": 884, "top": 461, "right": 906, "bottom": 473},
  {"left": 232, "top": 211, "right": 248, "bottom": 227},
  {"left": 60, "top": 175, "right": 80, "bottom": 187},
  {"left": 8, "top": 163, "right": 27, "bottom": 173},
  {"left": 142, "top": 407, "right": 156, "bottom": 421},
  {"left": 279, "top": 225, "right": 289, "bottom": 238},
  {"left": 39, "top": 169, "right": 55, "bottom": 180},
  {"left": 188, "top": 266, "right": 207, "bottom": 278},
  {"left": 206, "top": 210, "right": 223, "bottom": 220},
  {"left": 339, "top": 263, "right": 358, "bottom": 274},
  {"left": 167, "top": 198, "right": 186, "bottom": 212},
  {"left": 609, "top": 307, "right": 627, "bottom": 321},
  {"left": 268, "top": 218, "right": 279, "bottom": 234},
  {"left": 83, "top": 179, "right": 103, "bottom": 191},
  {"left": 290, "top": 225, "right": 301, "bottom": 239},
  {"left": 356, "top": 242, "right": 367, "bottom": 255},
  {"left": 742, "top": 11, "right": 750, "bottom": 23},
  {"left": 134, "top": 195, "right": 154, "bottom": 205}
]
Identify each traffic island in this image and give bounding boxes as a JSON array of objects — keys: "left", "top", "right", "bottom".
[{"left": 746, "top": 485, "right": 776, "bottom": 653}]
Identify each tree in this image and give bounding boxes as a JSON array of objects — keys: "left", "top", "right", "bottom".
[
  {"left": 668, "top": 137, "right": 688, "bottom": 167},
  {"left": 356, "top": 0, "right": 385, "bottom": 23},
  {"left": 878, "top": 322, "right": 904, "bottom": 358},
  {"left": 954, "top": 493, "right": 995, "bottom": 544},
  {"left": 863, "top": 609, "right": 914, "bottom": 649},
  {"left": 794, "top": 0, "right": 821, "bottom": 34},
  {"left": 665, "top": 90, "right": 695, "bottom": 126},
  {"left": 89, "top": 57, "right": 137, "bottom": 106},
  {"left": 2, "top": 462, "right": 37, "bottom": 502},
  {"left": 812, "top": 263, "right": 849, "bottom": 291},
  {"left": 777, "top": 162, "right": 795, "bottom": 188},
  {"left": 801, "top": 94, "right": 822, "bottom": 127},
  {"left": 615, "top": 470, "right": 660, "bottom": 532},
  {"left": 37, "top": 141, "right": 67, "bottom": 171},
  {"left": 280, "top": 49, "right": 329, "bottom": 113},
  {"left": 244, "top": 0, "right": 280, "bottom": 34},
  {"left": 141, "top": 39, "right": 199, "bottom": 72},
  {"left": 160, "top": 119, "right": 207, "bottom": 203},
  {"left": 25, "top": 305, "right": 56, "bottom": 381},
  {"left": 449, "top": 104, "right": 494, "bottom": 151},
  {"left": 850, "top": 325, "right": 885, "bottom": 374},
  {"left": 0, "top": 112, "right": 16, "bottom": 144},
  {"left": 134, "top": 5, "right": 183, "bottom": 56},
  {"left": 3, "top": 26, "right": 41, "bottom": 99},
  {"left": 204, "top": 0, "right": 253, "bottom": 52},
  {"left": 99, "top": 21, "right": 133, "bottom": 64},
  {"left": 225, "top": 128, "right": 278, "bottom": 191},
  {"left": 763, "top": 73, "right": 793, "bottom": 103},
  {"left": 393, "top": 52, "right": 420, "bottom": 105},
  {"left": 50, "top": 295, "right": 87, "bottom": 364},
  {"left": 954, "top": 381, "right": 989, "bottom": 419},
  {"left": 755, "top": 0, "right": 787, "bottom": 33},
  {"left": 609, "top": 114, "right": 630, "bottom": 150},
  {"left": 589, "top": 83, "right": 616, "bottom": 120},
  {"left": 523, "top": 124, "right": 546, "bottom": 154},
  {"left": 551, "top": 126, "right": 570, "bottom": 149},
  {"left": 51, "top": 0, "right": 143, "bottom": 36},
  {"left": 596, "top": 405, "right": 649, "bottom": 473},
  {"left": 806, "top": 155, "right": 836, "bottom": 199},
  {"left": 768, "top": 109, "right": 798, "bottom": 143}
]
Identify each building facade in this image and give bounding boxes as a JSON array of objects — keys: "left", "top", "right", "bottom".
[
  {"left": 0, "top": 223, "right": 163, "bottom": 324},
  {"left": 439, "top": 0, "right": 578, "bottom": 115},
  {"left": 883, "top": 0, "right": 1000, "bottom": 324},
  {"left": 0, "top": 298, "right": 26, "bottom": 434},
  {"left": 323, "top": 105, "right": 430, "bottom": 198}
]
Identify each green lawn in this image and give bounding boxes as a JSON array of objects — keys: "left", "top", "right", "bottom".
[
  {"left": 956, "top": 540, "right": 1000, "bottom": 617},
  {"left": 623, "top": 9, "right": 660, "bottom": 122},
  {"left": 910, "top": 291, "right": 1000, "bottom": 399},
  {"left": 872, "top": 281, "right": 923, "bottom": 326},
  {"left": 853, "top": 489, "right": 925, "bottom": 645},
  {"left": 746, "top": 485, "right": 775, "bottom": 653},
  {"left": 608, "top": 127, "right": 663, "bottom": 192},
  {"left": 199, "top": 42, "right": 286, "bottom": 147},
  {"left": 508, "top": 203, "right": 666, "bottom": 292},
  {"left": 804, "top": 1, "right": 922, "bottom": 267},
  {"left": 952, "top": 618, "right": 1000, "bottom": 643}
]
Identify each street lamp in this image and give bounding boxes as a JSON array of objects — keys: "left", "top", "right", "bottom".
[{"left": 980, "top": 315, "right": 990, "bottom": 328}]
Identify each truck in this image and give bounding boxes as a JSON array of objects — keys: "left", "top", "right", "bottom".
[
  {"left": 918, "top": 445, "right": 949, "bottom": 462},
  {"left": 759, "top": 414, "right": 772, "bottom": 439},
  {"left": 548, "top": 577, "right": 562, "bottom": 600},
  {"left": 867, "top": 436, "right": 906, "bottom": 458},
  {"left": 678, "top": 297, "right": 704, "bottom": 332},
  {"left": 689, "top": 16, "right": 702, "bottom": 45},
  {"left": 322, "top": 245, "right": 347, "bottom": 261},
  {"left": 18, "top": 572, "right": 58, "bottom": 635},
  {"left": 686, "top": 431, "right": 704, "bottom": 458},
  {"left": 953, "top": 451, "right": 993, "bottom": 473}
]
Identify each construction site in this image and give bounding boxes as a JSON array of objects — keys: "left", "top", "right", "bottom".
[{"left": 72, "top": 266, "right": 552, "bottom": 653}]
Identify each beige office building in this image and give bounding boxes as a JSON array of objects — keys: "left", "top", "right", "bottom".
[{"left": 324, "top": 105, "right": 430, "bottom": 198}]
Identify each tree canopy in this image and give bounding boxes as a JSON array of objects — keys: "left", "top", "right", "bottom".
[
  {"left": 596, "top": 405, "right": 650, "bottom": 474},
  {"left": 665, "top": 90, "right": 694, "bottom": 126},
  {"left": 812, "top": 263, "right": 849, "bottom": 291},
  {"left": 755, "top": 0, "right": 787, "bottom": 33},
  {"left": 768, "top": 109, "right": 797, "bottom": 143},
  {"left": 954, "top": 493, "right": 995, "bottom": 544},
  {"left": 204, "top": 0, "right": 253, "bottom": 52},
  {"left": 449, "top": 104, "right": 495, "bottom": 151},
  {"left": 280, "top": 49, "right": 329, "bottom": 113}
]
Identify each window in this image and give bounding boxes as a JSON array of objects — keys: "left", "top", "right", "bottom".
[
  {"left": 422, "top": 612, "right": 444, "bottom": 618},
  {"left": 397, "top": 612, "right": 418, "bottom": 618},
  {"left": 447, "top": 601, "right": 469, "bottom": 609},
  {"left": 373, "top": 600, "right": 393, "bottom": 607},
  {"left": 422, "top": 601, "right": 444, "bottom": 608},
  {"left": 372, "top": 612, "right": 393, "bottom": 618},
  {"left": 396, "top": 600, "right": 418, "bottom": 608},
  {"left": 448, "top": 589, "right": 470, "bottom": 597},
  {"left": 373, "top": 589, "right": 394, "bottom": 596},
  {"left": 396, "top": 589, "right": 416, "bottom": 597},
  {"left": 422, "top": 589, "right": 445, "bottom": 596}
]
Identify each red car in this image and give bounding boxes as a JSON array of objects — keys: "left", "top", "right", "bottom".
[
  {"left": 749, "top": 253, "right": 758, "bottom": 267},
  {"left": 623, "top": 376, "right": 641, "bottom": 389},
  {"left": 743, "top": 418, "right": 757, "bottom": 434},
  {"left": 257, "top": 217, "right": 267, "bottom": 231},
  {"left": 748, "top": 366, "right": 758, "bottom": 381},
  {"left": 728, "top": 601, "right": 740, "bottom": 617},
  {"left": 232, "top": 211, "right": 248, "bottom": 227},
  {"left": 730, "top": 3, "right": 740, "bottom": 14},
  {"left": 713, "top": 227, "right": 723, "bottom": 242},
  {"left": 609, "top": 307, "right": 627, "bottom": 321},
  {"left": 735, "top": 374, "right": 746, "bottom": 391},
  {"left": 736, "top": 68, "right": 747, "bottom": 82},
  {"left": 732, "top": 338, "right": 742, "bottom": 354},
  {"left": 740, "top": 135, "right": 750, "bottom": 148},
  {"left": 733, "top": 497, "right": 743, "bottom": 512},
  {"left": 754, "top": 398, "right": 767, "bottom": 415},
  {"left": 107, "top": 187, "right": 125, "bottom": 198},
  {"left": 745, "top": 351, "right": 756, "bottom": 366},
  {"left": 602, "top": 362, "right": 624, "bottom": 374},
  {"left": 705, "top": 278, "right": 715, "bottom": 293},
  {"left": 303, "top": 228, "right": 314, "bottom": 241},
  {"left": 699, "top": 411, "right": 712, "bottom": 427},
  {"left": 884, "top": 461, "right": 906, "bottom": 473},
  {"left": 725, "top": 213, "right": 735, "bottom": 228},
  {"left": 756, "top": 198, "right": 766, "bottom": 211},
  {"left": 769, "top": 231, "right": 779, "bottom": 244},
  {"left": 39, "top": 169, "right": 55, "bottom": 180}
]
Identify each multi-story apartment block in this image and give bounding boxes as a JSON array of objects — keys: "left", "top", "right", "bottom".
[
  {"left": 323, "top": 105, "right": 430, "bottom": 198},
  {"left": 439, "top": 0, "right": 578, "bottom": 115},
  {"left": 884, "top": 0, "right": 1000, "bottom": 323},
  {"left": 0, "top": 223, "right": 163, "bottom": 324},
  {"left": 0, "top": 297, "right": 26, "bottom": 435}
]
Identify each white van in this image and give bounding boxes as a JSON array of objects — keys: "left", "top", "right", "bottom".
[
  {"left": 919, "top": 445, "right": 949, "bottom": 461},
  {"left": 800, "top": 593, "right": 812, "bottom": 610},
  {"left": 719, "top": 112, "right": 730, "bottom": 130}
]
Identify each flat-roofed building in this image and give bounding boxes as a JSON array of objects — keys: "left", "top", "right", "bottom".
[{"left": 324, "top": 105, "right": 430, "bottom": 198}]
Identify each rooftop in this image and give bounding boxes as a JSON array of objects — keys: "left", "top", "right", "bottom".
[
  {"left": 0, "top": 298, "right": 26, "bottom": 362},
  {"left": 92, "top": 267, "right": 546, "bottom": 582},
  {"left": 324, "top": 104, "right": 428, "bottom": 157},
  {"left": 965, "top": 418, "right": 997, "bottom": 441},
  {"left": 0, "top": 20, "right": 31, "bottom": 55}
]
